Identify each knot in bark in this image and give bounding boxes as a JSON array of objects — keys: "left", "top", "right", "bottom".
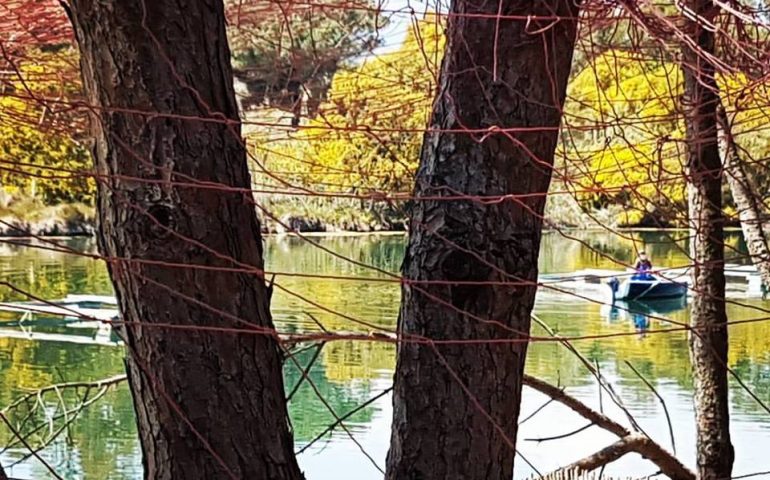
[{"left": 145, "top": 203, "right": 176, "bottom": 239}]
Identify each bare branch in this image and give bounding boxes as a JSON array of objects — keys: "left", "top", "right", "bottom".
[
  {"left": 285, "top": 342, "right": 325, "bottom": 401},
  {"left": 525, "top": 422, "right": 593, "bottom": 443},
  {"left": 523, "top": 375, "right": 630, "bottom": 438},
  {"left": 1, "top": 375, "right": 127, "bottom": 414},
  {"left": 549, "top": 434, "right": 694, "bottom": 480},
  {"left": 717, "top": 102, "right": 770, "bottom": 289},
  {"left": 624, "top": 361, "right": 677, "bottom": 455},
  {"left": 0, "top": 374, "right": 127, "bottom": 469},
  {"left": 531, "top": 314, "right": 645, "bottom": 434},
  {"left": 552, "top": 436, "right": 640, "bottom": 475},
  {"left": 523, "top": 375, "right": 695, "bottom": 480},
  {"left": 295, "top": 387, "right": 392, "bottom": 455},
  {"left": 0, "top": 412, "right": 64, "bottom": 480}
]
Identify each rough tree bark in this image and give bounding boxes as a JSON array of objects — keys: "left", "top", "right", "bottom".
[
  {"left": 386, "top": 1, "right": 581, "bottom": 479},
  {"left": 717, "top": 105, "right": 770, "bottom": 288},
  {"left": 681, "top": 1, "right": 734, "bottom": 479},
  {"left": 65, "top": 1, "right": 304, "bottom": 479}
]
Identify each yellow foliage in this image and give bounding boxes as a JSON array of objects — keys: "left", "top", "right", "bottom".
[
  {"left": 563, "top": 50, "right": 770, "bottom": 225},
  {"left": 0, "top": 47, "right": 93, "bottom": 205},
  {"left": 562, "top": 51, "right": 687, "bottom": 225},
  {"left": 260, "top": 17, "right": 445, "bottom": 194},
  {"left": 720, "top": 73, "right": 770, "bottom": 187},
  {"left": 567, "top": 52, "right": 683, "bottom": 139},
  {"left": 253, "top": 36, "right": 770, "bottom": 227}
]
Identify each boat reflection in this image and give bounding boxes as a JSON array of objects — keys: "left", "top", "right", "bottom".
[{"left": 600, "top": 296, "right": 688, "bottom": 334}]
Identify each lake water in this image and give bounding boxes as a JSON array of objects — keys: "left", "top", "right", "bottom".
[{"left": 0, "top": 231, "right": 769, "bottom": 479}]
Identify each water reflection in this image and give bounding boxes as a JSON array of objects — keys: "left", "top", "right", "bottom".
[
  {"left": 0, "top": 232, "right": 768, "bottom": 479},
  {"left": 601, "top": 297, "right": 687, "bottom": 326}
]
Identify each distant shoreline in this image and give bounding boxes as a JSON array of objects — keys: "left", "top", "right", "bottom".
[
  {"left": 0, "top": 200, "right": 747, "bottom": 239},
  {"left": 0, "top": 220, "right": 93, "bottom": 238},
  {"left": 0, "top": 226, "right": 747, "bottom": 240}
]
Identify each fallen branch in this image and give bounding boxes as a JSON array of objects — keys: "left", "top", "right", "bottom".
[
  {"left": 522, "top": 375, "right": 694, "bottom": 480},
  {"left": 557, "top": 435, "right": 641, "bottom": 473},
  {"left": 550, "top": 434, "right": 693, "bottom": 480}
]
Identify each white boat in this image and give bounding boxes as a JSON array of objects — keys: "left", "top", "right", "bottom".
[
  {"left": 0, "top": 294, "right": 119, "bottom": 323},
  {"left": 608, "top": 274, "right": 688, "bottom": 301}
]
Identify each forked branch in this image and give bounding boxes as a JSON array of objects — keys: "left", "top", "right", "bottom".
[{"left": 522, "top": 375, "right": 694, "bottom": 480}]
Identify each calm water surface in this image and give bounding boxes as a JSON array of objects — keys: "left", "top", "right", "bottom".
[{"left": 0, "top": 231, "right": 769, "bottom": 479}]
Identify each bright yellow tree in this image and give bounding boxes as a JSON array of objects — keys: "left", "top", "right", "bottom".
[
  {"left": 561, "top": 50, "right": 687, "bottom": 226},
  {"left": 562, "top": 50, "right": 770, "bottom": 226},
  {"left": 262, "top": 17, "right": 445, "bottom": 195},
  {"left": 0, "top": 48, "right": 93, "bottom": 205}
]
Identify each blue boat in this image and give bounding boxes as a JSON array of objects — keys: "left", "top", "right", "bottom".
[{"left": 608, "top": 274, "right": 687, "bottom": 302}]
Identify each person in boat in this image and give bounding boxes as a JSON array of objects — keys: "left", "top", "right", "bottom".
[{"left": 633, "top": 251, "right": 653, "bottom": 280}]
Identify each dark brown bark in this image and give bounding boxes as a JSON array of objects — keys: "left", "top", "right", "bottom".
[
  {"left": 0, "top": 463, "right": 7, "bottom": 480},
  {"left": 717, "top": 105, "right": 770, "bottom": 288},
  {"left": 386, "top": 2, "right": 581, "bottom": 479},
  {"left": 681, "top": 1, "right": 734, "bottom": 479},
  {"left": 65, "top": 1, "right": 303, "bottom": 479}
]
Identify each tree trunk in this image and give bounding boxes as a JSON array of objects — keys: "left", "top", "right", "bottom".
[
  {"left": 65, "top": 1, "right": 303, "bottom": 479},
  {"left": 386, "top": 2, "right": 581, "bottom": 479},
  {"left": 681, "top": 1, "right": 734, "bottom": 479},
  {"left": 716, "top": 105, "right": 770, "bottom": 288}
]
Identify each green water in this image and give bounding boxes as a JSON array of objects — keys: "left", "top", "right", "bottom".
[{"left": 0, "top": 232, "right": 769, "bottom": 479}]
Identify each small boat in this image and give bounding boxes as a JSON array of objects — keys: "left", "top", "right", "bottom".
[
  {"left": 607, "top": 274, "right": 687, "bottom": 302},
  {"left": 0, "top": 294, "right": 119, "bottom": 323},
  {"left": 0, "top": 294, "right": 121, "bottom": 345}
]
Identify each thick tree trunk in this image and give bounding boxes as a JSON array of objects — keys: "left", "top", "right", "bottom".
[
  {"left": 386, "top": 2, "right": 581, "bottom": 479},
  {"left": 681, "top": 1, "right": 734, "bottom": 479},
  {"left": 66, "top": 1, "right": 303, "bottom": 479},
  {"left": 717, "top": 105, "right": 770, "bottom": 288}
]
